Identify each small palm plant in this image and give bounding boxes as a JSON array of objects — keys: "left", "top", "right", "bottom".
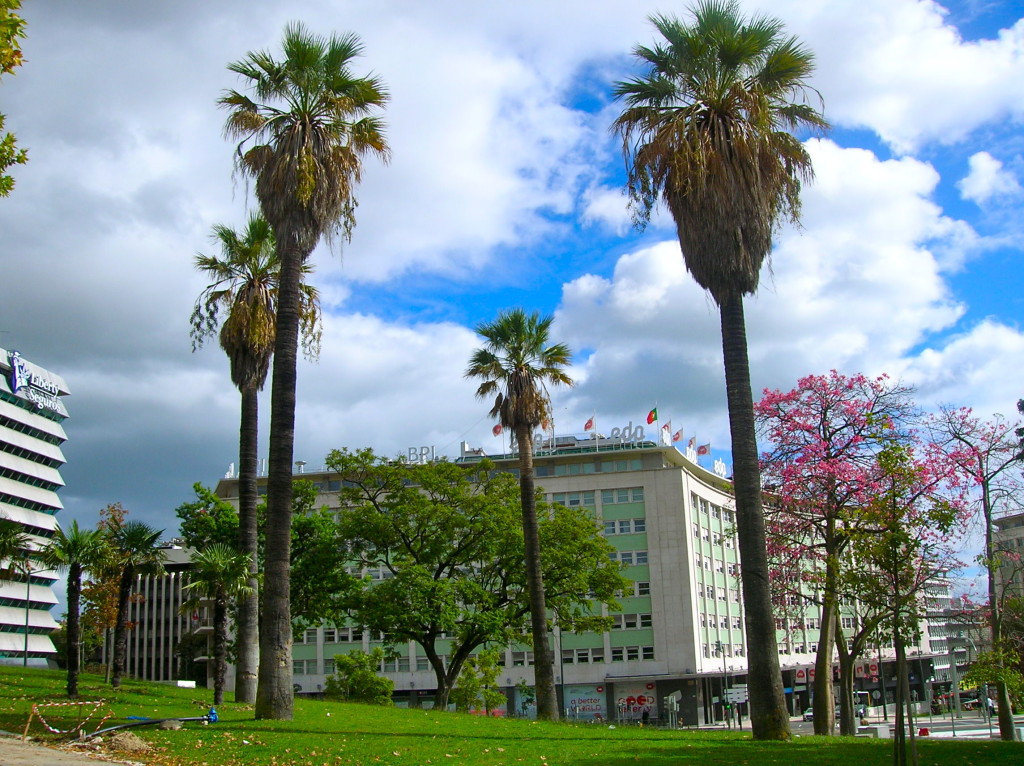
[{"left": 182, "top": 543, "right": 255, "bottom": 705}]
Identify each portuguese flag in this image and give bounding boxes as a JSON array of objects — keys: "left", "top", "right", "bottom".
[{"left": 647, "top": 407, "right": 657, "bottom": 424}]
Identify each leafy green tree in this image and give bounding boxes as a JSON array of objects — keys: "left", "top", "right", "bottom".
[
  {"left": 220, "top": 22, "right": 389, "bottom": 720},
  {"left": 451, "top": 650, "right": 505, "bottom": 715},
  {"left": 175, "top": 483, "right": 240, "bottom": 550},
  {"left": 106, "top": 519, "right": 165, "bottom": 688},
  {"left": 848, "top": 443, "right": 967, "bottom": 766},
  {"left": 465, "top": 308, "right": 573, "bottom": 720},
  {"left": 191, "top": 214, "right": 321, "bottom": 703},
  {"left": 41, "top": 521, "right": 104, "bottom": 697},
  {"left": 0, "top": 0, "right": 27, "bottom": 196},
  {"left": 612, "top": 0, "right": 828, "bottom": 740},
  {"left": 182, "top": 544, "right": 255, "bottom": 705},
  {"left": 289, "top": 485, "right": 353, "bottom": 635},
  {"left": 324, "top": 647, "right": 394, "bottom": 705},
  {"left": 326, "top": 448, "right": 625, "bottom": 711}
]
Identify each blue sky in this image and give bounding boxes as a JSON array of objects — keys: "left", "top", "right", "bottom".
[{"left": 1, "top": 0, "right": 1022, "bottom": 569}]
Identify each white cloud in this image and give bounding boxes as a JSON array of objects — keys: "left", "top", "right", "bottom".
[
  {"left": 791, "top": 0, "right": 1024, "bottom": 153},
  {"left": 958, "top": 151, "right": 1023, "bottom": 203}
]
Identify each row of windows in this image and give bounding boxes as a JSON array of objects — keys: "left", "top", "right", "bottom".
[
  {"left": 0, "top": 414, "right": 61, "bottom": 446},
  {"left": 701, "top": 585, "right": 740, "bottom": 603},
  {"left": 691, "top": 524, "right": 734, "bottom": 548},
  {"left": 694, "top": 554, "right": 738, "bottom": 575},
  {"left": 0, "top": 465, "right": 61, "bottom": 492},
  {"left": 611, "top": 613, "right": 652, "bottom": 630},
  {"left": 299, "top": 645, "right": 658, "bottom": 676},
  {"left": 0, "top": 491, "right": 59, "bottom": 513},
  {"left": 700, "top": 614, "right": 742, "bottom": 630},
  {"left": 535, "top": 459, "right": 643, "bottom": 478},
  {"left": 603, "top": 518, "right": 645, "bottom": 535},
  {"left": 602, "top": 487, "right": 644, "bottom": 505},
  {"left": 608, "top": 550, "right": 648, "bottom": 566},
  {"left": 0, "top": 439, "right": 61, "bottom": 469},
  {"left": 691, "top": 494, "right": 733, "bottom": 523},
  {"left": 702, "top": 643, "right": 745, "bottom": 658},
  {"left": 551, "top": 491, "right": 595, "bottom": 508}
]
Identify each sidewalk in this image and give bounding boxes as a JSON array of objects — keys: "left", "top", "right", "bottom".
[{"left": 0, "top": 733, "right": 146, "bottom": 765}]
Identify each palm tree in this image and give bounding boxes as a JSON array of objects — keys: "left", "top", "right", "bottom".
[
  {"left": 106, "top": 520, "right": 164, "bottom": 689},
  {"left": 41, "top": 521, "right": 104, "bottom": 697},
  {"left": 613, "top": 1, "right": 828, "bottom": 740},
  {"left": 0, "top": 516, "right": 30, "bottom": 578},
  {"left": 220, "top": 22, "right": 389, "bottom": 720},
  {"left": 182, "top": 544, "right": 255, "bottom": 706},
  {"left": 465, "top": 308, "right": 573, "bottom": 721},
  {"left": 191, "top": 213, "right": 321, "bottom": 704}
]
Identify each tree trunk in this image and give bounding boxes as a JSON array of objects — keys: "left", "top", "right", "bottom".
[
  {"left": 983, "top": 478, "right": 1018, "bottom": 740},
  {"left": 111, "top": 567, "right": 135, "bottom": 689},
  {"left": 255, "top": 231, "right": 304, "bottom": 721},
  {"left": 834, "top": 633, "right": 858, "bottom": 736},
  {"left": 813, "top": 599, "right": 837, "bottom": 734},
  {"left": 66, "top": 565, "right": 82, "bottom": 698},
  {"left": 235, "top": 384, "right": 260, "bottom": 704},
  {"left": 213, "top": 590, "right": 228, "bottom": 706},
  {"left": 719, "top": 293, "right": 790, "bottom": 740},
  {"left": 515, "top": 425, "right": 558, "bottom": 721}
]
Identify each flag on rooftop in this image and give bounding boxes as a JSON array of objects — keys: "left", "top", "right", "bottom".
[
  {"left": 492, "top": 424, "right": 502, "bottom": 436},
  {"left": 584, "top": 416, "right": 594, "bottom": 431},
  {"left": 646, "top": 407, "right": 658, "bottom": 425},
  {"left": 697, "top": 443, "right": 711, "bottom": 456},
  {"left": 672, "top": 428, "right": 683, "bottom": 443}
]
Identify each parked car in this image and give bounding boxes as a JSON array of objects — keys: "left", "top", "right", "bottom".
[{"left": 803, "top": 707, "right": 814, "bottom": 721}]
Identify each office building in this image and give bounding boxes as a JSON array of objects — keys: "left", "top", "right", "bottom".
[{"left": 0, "top": 347, "right": 69, "bottom": 663}]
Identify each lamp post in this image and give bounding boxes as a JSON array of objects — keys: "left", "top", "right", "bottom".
[
  {"left": 23, "top": 552, "right": 32, "bottom": 667},
  {"left": 715, "top": 640, "right": 729, "bottom": 729}
]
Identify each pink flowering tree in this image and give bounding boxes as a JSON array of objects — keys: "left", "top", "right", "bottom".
[
  {"left": 848, "top": 441, "right": 969, "bottom": 766},
  {"left": 928, "top": 405, "right": 1024, "bottom": 740},
  {"left": 757, "top": 371, "right": 916, "bottom": 734}
]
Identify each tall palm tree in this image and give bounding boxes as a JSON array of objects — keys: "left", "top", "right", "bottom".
[
  {"left": 182, "top": 544, "right": 255, "bottom": 706},
  {"left": 107, "top": 520, "right": 164, "bottom": 689},
  {"left": 191, "top": 213, "right": 321, "bottom": 704},
  {"left": 220, "top": 21, "right": 389, "bottom": 720},
  {"left": 465, "top": 308, "right": 573, "bottom": 721},
  {"left": 613, "top": 1, "right": 828, "bottom": 740},
  {"left": 41, "top": 521, "right": 104, "bottom": 697}
]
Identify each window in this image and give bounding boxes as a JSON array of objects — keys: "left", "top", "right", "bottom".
[
  {"left": 636, "top": 581, "right": 650, "bottom": 596},
  {"left": 730, "top": 589, "right": 739, "bottom": 603},
  {"left": 634, "top": 518, "right": 646, "bottom": 532},
  {"left": 604, "top": 520, "right": 617, "bottom": 535},
  {"left": 512, "top": 651, "right": 534, "bottom": 666},
  {"left": 323, "top": 628, "right": 337, "bottom": 643},
  {"left": 416, "top": 656, "right": 430, "bottom": 671},
  {"left": 636, "top": 551, "right": 648, "bottom": 565},
  {"left": 618, "top": 519, "right": 632, "bottom": 534},
  {"left": 552, "top": 490, "right": 595, "bottom": 508},
  {"left": 706, "top": 584, "right": 715, "bottom": 599},
  {"left": 324, "top": 659, "right": 335, "bottom": 674},
  {"left": 293, "top": 659, "right": 314, "bottom": 675},
  {"left": 339, "top": 626, "right": 364, "bottom": 642},
  {"left": 719, "top": 616, "right": 728, "bottom": 628},
  {"left": 695, "top": 553, "right": 703, "bottom": 568},
  {"left": 562, "top": 649, "right": 575, "bottom": 664},
  {"left": 692, "top": 523, "right": 700, "bottom": 538},
  {"left": 626, "top": 646, "right": 640, "bottom": 661},
  {"left": 619, "top": 551, "right": 634, "bottom": 566},
  {"left": 601, "top": 487, "right": 644, "bottom": 505},
  {"left": 611, "top": 647, "right": 624, "bottom": 662},
  {"left": 303, "top": 628, "right": 318, "bottom": 644},
  {"left": 717, "top": 587, "right": 726, "bottom": 601}
]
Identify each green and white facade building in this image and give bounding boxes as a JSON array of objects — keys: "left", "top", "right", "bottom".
[
  {"left": 215, "top": 428, "right": 939, "bottom": 723},
  {"left": 0, "top": 348, "right": 70, "bottom": 663}
]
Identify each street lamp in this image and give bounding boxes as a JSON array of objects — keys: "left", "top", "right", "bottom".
[{"left": 715, "top": 640, "right": 729, "bottom": 729}]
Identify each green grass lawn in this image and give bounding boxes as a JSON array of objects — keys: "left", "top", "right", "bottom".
[{"left": 0, "top": 666, "right": 1018, "bottom": 765}]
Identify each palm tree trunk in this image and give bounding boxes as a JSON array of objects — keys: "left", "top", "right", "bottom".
[
  {"left": 515, "top": 425, "right": 558, "bottom": 721},
  {"left": 66, "top": 564, "right": 82, "bottom": 698},
  {"left": 235, "top": 384, "right": 260, "bottom": 704},
  {"left": 214, "top": 591, "right": 228, "bottom": 706},
  {"left": 719, "top": 292, "right": 790, "bottom": 740},
  {"left": 112, "top": 568, "right": 134, "bottom": 689},
  {"left": 255, "top": 231, "right": 303, "bottom": 721}
]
